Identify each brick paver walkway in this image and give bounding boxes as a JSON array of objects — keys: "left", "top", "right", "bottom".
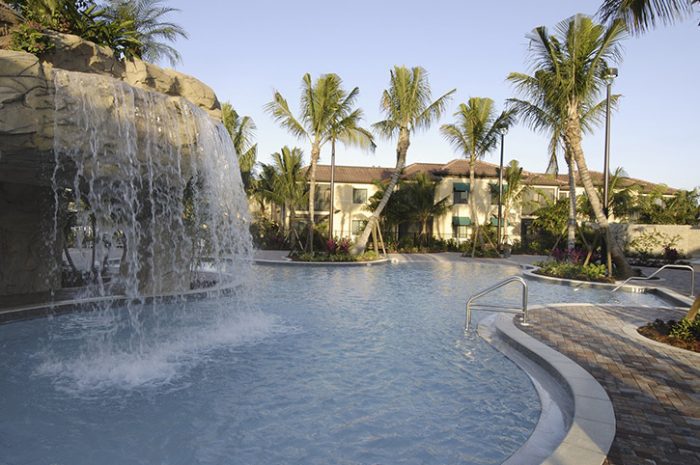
[{"left": 522, "top": 305, "right": 700, "bottom": 465}]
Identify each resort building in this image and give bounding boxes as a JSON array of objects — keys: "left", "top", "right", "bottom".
[{"left": 290, "top": 159, "right": 676, "bottom": 244}]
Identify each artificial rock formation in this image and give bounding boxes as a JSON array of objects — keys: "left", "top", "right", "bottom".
[{"left": 0, "top": 33, "right": 225, "bottom": 297}]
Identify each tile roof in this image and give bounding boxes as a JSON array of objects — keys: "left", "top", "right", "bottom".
[{"left": 308, "top": 159, "right": 676, "bottom": 194}]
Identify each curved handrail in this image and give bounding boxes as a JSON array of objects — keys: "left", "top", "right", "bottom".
[
  {"left": 611, "top": 264, "right": 695, "bottom": 296},
  {"left": 465, "top": 276, "right": 528, "bottom": 331}
]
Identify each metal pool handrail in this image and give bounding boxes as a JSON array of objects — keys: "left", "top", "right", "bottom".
[
  {"left": 611, "top": 264, "right": 695, "bottom": 296},
  {"left": 465, "top": 276, "right": 529, "bottom": 331}
]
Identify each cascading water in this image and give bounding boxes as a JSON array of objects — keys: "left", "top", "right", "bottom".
[
  {"left": 40, "top": 70, "right": 278, "bottom": 390},
  {"left": 52, "top": 69, "right": 253, "bottom": 297}
]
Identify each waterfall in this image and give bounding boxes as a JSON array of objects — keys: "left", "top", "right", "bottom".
[
  {"left": 51, "top": 69, "right": 253, "bottom": 298},
  {"left": 38, "top": 70, "right": 268, "bottom": 389}
]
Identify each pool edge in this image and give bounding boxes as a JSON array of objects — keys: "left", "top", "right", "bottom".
[{"left": 480, "top": 311, "right": 615, "bottom": 465}]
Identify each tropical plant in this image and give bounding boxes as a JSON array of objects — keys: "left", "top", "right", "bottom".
[
  {"left": 497, "top": 160, "right": 531, "bottom": 244},
  {"left": 104, "top": 0, "right": 187, "bottom": 65},
  {"left": 9, "top": 0, "right": 143, "bottom": 58},
  {"left": 578, "top": 167, "right": 637, "bottom": 221},
  {"left": 598, "top": 0, "right": 699, "bottom": 33},
  {"left": 366, "top": 178, "right": 409, "bottom": 240},
  {"left": 221, "top": 102, "right": 257, "bottom": 194},
  {"left": 508, "top": 62, "right": 620, "bottom": 253},
  {"left": 440, "top": 97, "right": 514, "bottom": 257},
  {"left": 508, "top": 14, "right": 632, "bottom": 278},
  {"left": 399, "top": 172, "right": 450, "bottom": 245},
  {"left": 634, "top": 188, "right": 700, "bottom": 224},
  {"left": 255, "top": 146, "right": 307, "bottom": 244},
  {"left": 265, "top": 73, "right": 373, "bottom": 252},
  {"left": 351, "top": 66, "right": 455, "bottom": 255}
]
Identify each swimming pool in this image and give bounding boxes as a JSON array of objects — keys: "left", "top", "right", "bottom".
[{"left": 0, "top": 261, "right": 667, "bottom": 465}]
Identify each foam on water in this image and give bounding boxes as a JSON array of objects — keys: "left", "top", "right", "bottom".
[{"left": 35, "top": 308, "right": 285, "bottom": 392}]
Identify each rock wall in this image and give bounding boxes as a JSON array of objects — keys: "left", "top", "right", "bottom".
[{"left": 0, "top": 33, "right": 224, "bottom": 297}]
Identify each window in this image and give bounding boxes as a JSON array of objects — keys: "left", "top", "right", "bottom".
[
  {"left": 353, "top": 188, "right": 368, "bottom": 204},
  {"left": 558, "top": 191, "right": 569, "bottom": 200},
  {"left": 314, "top": 185, "right": 331, "bottom": 211},
  {"left": 453, "top": 182, "right": 470, "bottom": 204},
  {"left": 522, "top": 188, "right": 557, "bottom": 215},
  {"left": 351, "top": 219, "right": 365, "bottom": 235},
  {"left": 452, "top": 216, "right": 471, "bottom": 238},
  {"left": 453, "top": 225, "right": 470, "bottom": 238}
]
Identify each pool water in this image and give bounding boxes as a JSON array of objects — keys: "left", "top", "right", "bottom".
[{"left": 0, "top": 261, "right": 667, "bottom": 465}]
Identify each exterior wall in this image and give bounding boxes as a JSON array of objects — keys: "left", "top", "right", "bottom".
[
  {"left": 610, "top": 224, "right": 700, "bottom": 257},
  {"left": 328, "top": 182, "right": 380, "bottom": 239}
]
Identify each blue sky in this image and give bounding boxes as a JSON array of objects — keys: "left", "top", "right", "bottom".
[{"left": 167, "top": 0, "right": 699, "bottom": 189}]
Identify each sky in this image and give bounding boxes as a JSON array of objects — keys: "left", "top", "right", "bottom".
[{"left": 165, "top": 0, "right": 699, "bottom": 190}]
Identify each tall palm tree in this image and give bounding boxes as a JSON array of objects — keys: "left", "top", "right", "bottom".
[
  {"left": 255, "top": 146, "right": 307, "bottom": 241},
  {"left": 105, "top": 0, "right": 188, "bottom": 66},
  {"left": 351, "top": 66, "right": 455, "bottom": 255},
  {"left": 508, "top": 14, "right": 633, "bottom": 278},
  {"left": 265, "top": 73, "right": 372, "bottom": 252},
  {"left": 440, "top": 97, "right": 514, "bottom": 257},
  {"left": 221, "top": 102, "right": 257, "bottom": 194},
  {"left": 598, "top": 0, "right": 698, "bottom": 33},
  {"left": 508, "top": 76, "right": 619, "bottom": 252}
]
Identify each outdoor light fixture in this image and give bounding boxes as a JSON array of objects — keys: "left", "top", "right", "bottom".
[{"left": 603, "top": 67, "right": 618, "bottom": 276}]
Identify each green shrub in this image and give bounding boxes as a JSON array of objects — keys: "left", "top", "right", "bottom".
[
  {"left": 10, "top": 23, "right": 55, "bottom": 54},
  {"left": 534, "top": 261, "right": 611, "bottom": 282},
  {"left": 669, "top": 316, "right": 700, "bottom": 342}
]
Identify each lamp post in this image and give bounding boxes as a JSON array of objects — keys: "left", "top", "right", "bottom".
[
  {"left": 603, "top": 67, "right": 618, "bottom": 277},
  {"left": 603, "top": 67, "right": 617, "bottom": 219},
  {"left": 497, "top": 127, "right": 507, "bottom": 252},
  {"left": 329, "top": 138, "right": 336, "bottom": 242}
]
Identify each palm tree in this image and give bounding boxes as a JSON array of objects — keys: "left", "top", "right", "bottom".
[
  {"left": 440, "top": 97, "right": 514, "bottom": 257},
  {"left": 402, "top": 173, "right": 450, "bottom": 246},
  {"left": 498, "top": 160, "right": 531, "bottom": 245},
  {"left": 105, "top": 0, "right": 188, "bottom": 66},
  {"left": 508, "top": 76, "right": 620, "bottom": 253},
  {"left": 508, "top": 14, "right": 633, "bottom": 278},
  {"left": 598, "top": 0, "right": 698, "bottom": 33},
  {"left": 351, "top": 66, "right": 455, "bottom": 255},
  {"left": 326, "top": 93, "right": 376, "bottom": 240},
  {"left": 265, "top": 73, "right": 372, "bottom": 252},
  {"left": 221, "top": 102, "right": 257, "bottom": 194},
  {"left": 255, "top": 146, "right": 307, "bottom": 242}
]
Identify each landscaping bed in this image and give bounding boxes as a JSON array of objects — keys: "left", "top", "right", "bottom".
[
  {"left": 533, "top": 261, "right": 614, "bottom": 283},
  {"left": 638, "top": 317, "right": 700, "bottom": 353},
  {"left": 289, "top": 251, "right": 381, "bottom": 263}
]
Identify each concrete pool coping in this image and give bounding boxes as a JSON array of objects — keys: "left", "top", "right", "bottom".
[
  {"left": 480, "top": 310, "right": 616, "bottom": 465},
  {"left": 254, "top": 257, "right": 390, "bottom": 266}
]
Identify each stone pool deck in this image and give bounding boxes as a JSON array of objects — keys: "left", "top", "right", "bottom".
[{"left": 521, "top": 304, "right": 699, "bottom": 465}]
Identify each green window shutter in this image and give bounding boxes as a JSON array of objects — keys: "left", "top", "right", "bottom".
[
  {"left": 452, "top": 216, "right": 472, "bottom": 226},
  {"left": 453, "top": 182, "right": 470, "bottom": 192}
]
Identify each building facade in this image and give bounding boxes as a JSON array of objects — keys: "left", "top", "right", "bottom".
[{"left": 262, "top": 159, "right": 675, "bottom": 244}]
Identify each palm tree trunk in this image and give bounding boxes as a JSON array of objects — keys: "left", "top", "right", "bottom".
[
  {"left": 469, "top": 154, "right": 479, "bottom": 258},
  {"left": 307, "top": 140, "right": 321, "bottom": 253},
  {"left": 564, "top": 115, "right": 632, "bottom": 278},
  {"left": 351, "top": 127, "right": 410, "bottom": 255},
  {"left": 566, "top": 152, "right": 577, "bottom": 252},
  {"left": 686, "top": 295, "right": 700, "bottom": 321}
]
